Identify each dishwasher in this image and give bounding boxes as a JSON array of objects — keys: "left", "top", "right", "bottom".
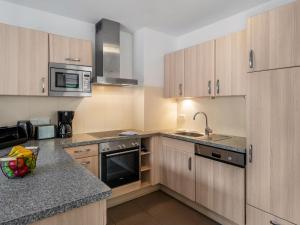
[{"left": 194, "top": 144, "right": 246, "bottom": 225}]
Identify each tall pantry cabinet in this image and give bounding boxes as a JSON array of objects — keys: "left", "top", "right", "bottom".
[{"left": 246, "top": 1, "right": 300, "bottom": 225}]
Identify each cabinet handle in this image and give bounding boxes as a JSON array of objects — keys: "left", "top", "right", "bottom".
[
  {"left": 179, "top": 83, "right": 183, "bottom": 96},
  {"left": 249, "top": 144, "right": 253, "bottom": 163},
  {"left": 216, "top": 79, "right": 220, "bottom": 95},
  {"left": 188, "top": 157, "right": 192, "bottom": 171},
  {"left": 270, "top": 221, "right": 281, "bottom": 225},
  {"left": 249, "top": 49, "right": 254, "bottom": 69},
  {"left": 74, "top": 149, "right": 91, "bottom": 154},
  {"left": 80, "top": 161, "right": 90, "bottom": 166},
  {"left": 65, "top": 57, "right": 81, "bottom": 62},
  {"left": 208, "top": 80, "right": 211, "bottom": 95},
  {"left": 42, "top": 77, "right": 45, "bottom": 93}
]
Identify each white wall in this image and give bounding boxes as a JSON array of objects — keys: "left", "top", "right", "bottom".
[
  {"left": 177, "top": 0, "right": 294, "bottom": 49},
  {"left": 134, "top": 28, "right": 176, "bottom": 87}
]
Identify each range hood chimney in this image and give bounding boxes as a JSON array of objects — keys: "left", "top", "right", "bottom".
[{"left": 93, "top": 19, "right": 138, "bottom": 86}]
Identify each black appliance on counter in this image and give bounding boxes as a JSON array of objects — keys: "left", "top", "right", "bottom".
[
  {"left": 0, "top": 126, "right": 28, "bottom": 150},
  {"left": 99, "top": 139, "right": 140, "bottom": 188},
  {"left": 17, "top": 120, "right": 34, "bottom": 140},
  {"left": 57, "top": 111, "right": 74, "bottom": 138}
]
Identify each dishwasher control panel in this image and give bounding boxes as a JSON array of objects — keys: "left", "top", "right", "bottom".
[{"left": 195, "top": 144, "right": 245, "bottom": 168}]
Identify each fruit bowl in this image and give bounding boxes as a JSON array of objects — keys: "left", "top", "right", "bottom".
[{"left": 0, "top": 146, "right": 39, "bottom": 179}]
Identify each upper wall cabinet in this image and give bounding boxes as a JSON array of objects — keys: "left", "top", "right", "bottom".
[
  {"left": 184, "top": 40, "right": 215, "bottom": 97},
  {"left": 49, "top": 34, "right": 93, "bottom": 66},
  {"left": 216, "top": 30, "right": 247, "bottom": 96},
  {"left": 164, "top": 50, "right": 184, "bottom": 98},
  {"left": 247, "top": 1, "right": 300, "bottom": 72},
  {"left": 0, "top": 23, "right": 48, "bottom": 96}
]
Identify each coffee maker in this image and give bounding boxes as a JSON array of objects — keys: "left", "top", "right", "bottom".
[{"left": 57, "top": 111, "right": 74, "bottom": 138}]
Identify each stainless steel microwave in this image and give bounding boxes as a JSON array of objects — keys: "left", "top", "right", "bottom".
[{"left": 49, "top": 63, "right": 92, "bottom": 97}]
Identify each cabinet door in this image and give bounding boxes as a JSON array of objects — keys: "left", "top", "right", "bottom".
[
  {"left": 247, "top": 2, "right": 300, "bottom": 72},
  {"left": 164, "top": 50, "right": 184, "bottom": 98},
  {"left": 150, "top": 136, "right": 162, "bottom": 185},
  {"left": 161, "top": 138, "right": 195, "bottom": 201},
  {"left": 196, "top": 156, "right": 245, "bottom": 225},
  {"left": 247, "top": 205, "right": 294, "bottom": 225},
  {"left": 76, "top": 156, "right": 99, "bottom": 177},
  {"left": 49, "top": 34, "right": 93, "bottom": 66},
  {"left": 216, "top": 30, "right": 246, "bottom": 96},
  {"left": 0, "top": 23, "right": 48, "bottom": 96},
  {"left": 184, "top": 40, "right": 215, "bottom": 97},
  {"left": 247, "top": 68, "right": 300, "bottom": 224}
]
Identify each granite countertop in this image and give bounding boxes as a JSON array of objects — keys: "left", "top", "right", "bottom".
[
  {"left": 0, "top": 139, "right": 111, "bottom": 225},
  {"left": 162, "top": 132, "right": 246, "bottom": 154}
]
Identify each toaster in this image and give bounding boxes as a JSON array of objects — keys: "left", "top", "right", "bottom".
[{"left": 35, "top": 124, "right": 56, "bottom": 140}]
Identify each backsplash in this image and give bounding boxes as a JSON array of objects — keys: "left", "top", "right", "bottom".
[
  {"left": 0, "top": 86, "right": 134, "bottom": 134},
  {"left": 177, "top": 97, "right": 246, "bottom": 137}
]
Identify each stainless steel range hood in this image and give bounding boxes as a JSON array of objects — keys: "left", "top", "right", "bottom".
[{"left": 93, "top": 19, "right": 138, "bottom": 86}]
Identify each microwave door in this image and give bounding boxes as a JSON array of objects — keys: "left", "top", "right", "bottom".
[{"left": 50, "top": 68, "right": 83, "bottom": 92}]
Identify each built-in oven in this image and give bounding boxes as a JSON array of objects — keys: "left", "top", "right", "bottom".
[
  {"left": 100, "top": 139, "right": 140, "bottom": 188},
  {"left": 49, "top": 63, "right": 92, "bottom": 97}
]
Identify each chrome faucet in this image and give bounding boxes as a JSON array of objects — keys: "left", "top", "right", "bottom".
[{"left": 193, "top": 112, "right": 213, "bottom": 136}]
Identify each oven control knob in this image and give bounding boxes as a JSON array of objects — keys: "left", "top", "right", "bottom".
[
  {"left": 118, "top": 145, "right": 122, "bottom": 149},
  {"left": 122, "top": 144, "right": 126, "bottom": 148},
  {"left": 106, "top": 147, "right": 110, "bottom": 151},
  {"left": 131, "top": 142, "right": 135, "bottom": 146}
]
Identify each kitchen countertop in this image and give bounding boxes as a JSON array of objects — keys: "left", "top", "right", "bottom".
[
  {"left": 0, "top": 138, "right": 111, "bottom": 225},
  {"left": 0, "top": 129, "right": 246, "bottom": 225}
]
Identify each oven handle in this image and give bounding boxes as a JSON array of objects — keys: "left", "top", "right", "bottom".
[{"left": 106, "top": 149, "right": 139, "bottom": 157}]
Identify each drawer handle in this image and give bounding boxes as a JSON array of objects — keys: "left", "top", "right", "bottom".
[
  {"left": 270, "top": 221, "right": 281, "bottom": 225},
  {"left": 188, "top": 157, "right": 192, "bottom": 171},
  {"left": 80, "top": 161, "right": 90, "bottom": 166},
  {"left": 65, "top": 57, "right": 81, "bottom": 62},
  {"left": 74, "top": 149, "right": 91, "bottom": 154},
  {"left": 212, "top": 152, "right": 221, "bottom": 159}
]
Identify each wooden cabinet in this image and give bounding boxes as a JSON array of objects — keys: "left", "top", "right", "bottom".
[
  {"left": 149, "top": 136, "right": 162, "bottom": 185},
  {"left": 184, "top": 40, "right": 215, "bottom": 97},
  {"left": 0, "top": 23, "right": 48, "bottom": 96},
  {"left": 164, "top": 50, "right": 184, "bottom": 98},
  {"left": 65, "top": 144, "right": 99, "bottom": 177},
  {"left": 195, "top": 156, "right": 245, "bottom": 225},
  {"left": 160, "top": 137, "right": 195, "bottom": 201},
  {"left": 216, "top": 30, "right": 247, "bottom": 96},
  {"left": 247, "top": 1, "right": 300, "bottom": 72},
  {"left": 247, "top": 68, "right": 300, "bottom": 224},
  {"left": 247, "top": 205, "right": 294, "bottom": 225},
  {"left": 31, "top": 200, "right": 106, "bottom": 225},
  {"left": 49, "top": 34, "right": 93, "bottom": 66}
]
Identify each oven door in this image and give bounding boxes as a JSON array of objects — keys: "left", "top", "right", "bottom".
[
  {"left": 101, "top": 148, "right": 140, "bottom": 188},
  {"left": 50, "top": 68, "right": 83, "bottom": 92}
]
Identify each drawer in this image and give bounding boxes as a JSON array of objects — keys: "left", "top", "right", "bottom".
[
  {"left": 65, "top": 144, "right": 98, "bottom": 159},
  {"left": 76, "top": 156, "right": 99, "bottom": 177},
  {"left": 247, "top": 205, "right": 295, "bottom": 225}
]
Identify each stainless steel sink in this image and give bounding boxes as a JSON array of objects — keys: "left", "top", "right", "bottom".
[
  {"left": 174, "top": 131, "right": 204, "bottom": 138},
  {"left": 199, "top": 134, "right": 231, "bottom": 141}
]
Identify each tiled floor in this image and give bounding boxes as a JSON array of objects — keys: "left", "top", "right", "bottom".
[{"left": 108, "top": 191, "right": 220, "bottom": 225}]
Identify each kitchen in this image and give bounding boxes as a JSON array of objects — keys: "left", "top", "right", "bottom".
[{"left": 0, "top": 0, "right": 299, "bottom": 225}]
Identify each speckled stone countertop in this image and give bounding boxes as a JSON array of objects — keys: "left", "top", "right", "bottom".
[
  {"left": 161, "top": 132, "right": 246, "bottom": 154},
  {"left": 0, "top": 138, "right": 111, "bottom": 225}
]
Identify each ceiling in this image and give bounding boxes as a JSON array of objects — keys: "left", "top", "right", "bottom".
[{"left": 3, "top": 0, "right": 272, "bottom": 35}]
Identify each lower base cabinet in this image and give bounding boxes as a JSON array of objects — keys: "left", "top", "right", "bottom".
[
  {"left": 196, "top": 156, "right": 245, "bottom": 225},
  {"left": 31, "top": 200, "right": 106, "bottom": 225},
  {"left": 161, "top": 138, "right": 195, "bottom": 201},
  {"left": 247, "top": 205, "right": 294, "bottom": 225}
]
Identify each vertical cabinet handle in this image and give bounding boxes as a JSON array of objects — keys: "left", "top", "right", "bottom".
[
  {"left": 208, "top": 80, "right": 211, "bottom": 95},
  {"left": 249, "top": 49, "right": 254, "bottom": 69},
  {"left": 42, "top": 77, "right": 45, "bottom": 93},
  {"left": 270, "top": 221, "right": 281, "bottom": 225},
  {"left": 188, "top": 157, "right": 192, "bottom": 171},
  {"left": 249, "top": 144, "right": 253, "bottom": 163},
  {"left": 179, "top": 83, "right": 183, "bottom": 96},
  {"left": 216, "top": 79, "right": 220, "bottom": 95}
]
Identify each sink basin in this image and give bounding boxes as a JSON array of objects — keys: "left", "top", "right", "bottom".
[
  {"left": 199, "top": 134, "right": 231, "bottom": 141},
  {"left": 174, "top": 132, "right": 204, "bottom": 138}
]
